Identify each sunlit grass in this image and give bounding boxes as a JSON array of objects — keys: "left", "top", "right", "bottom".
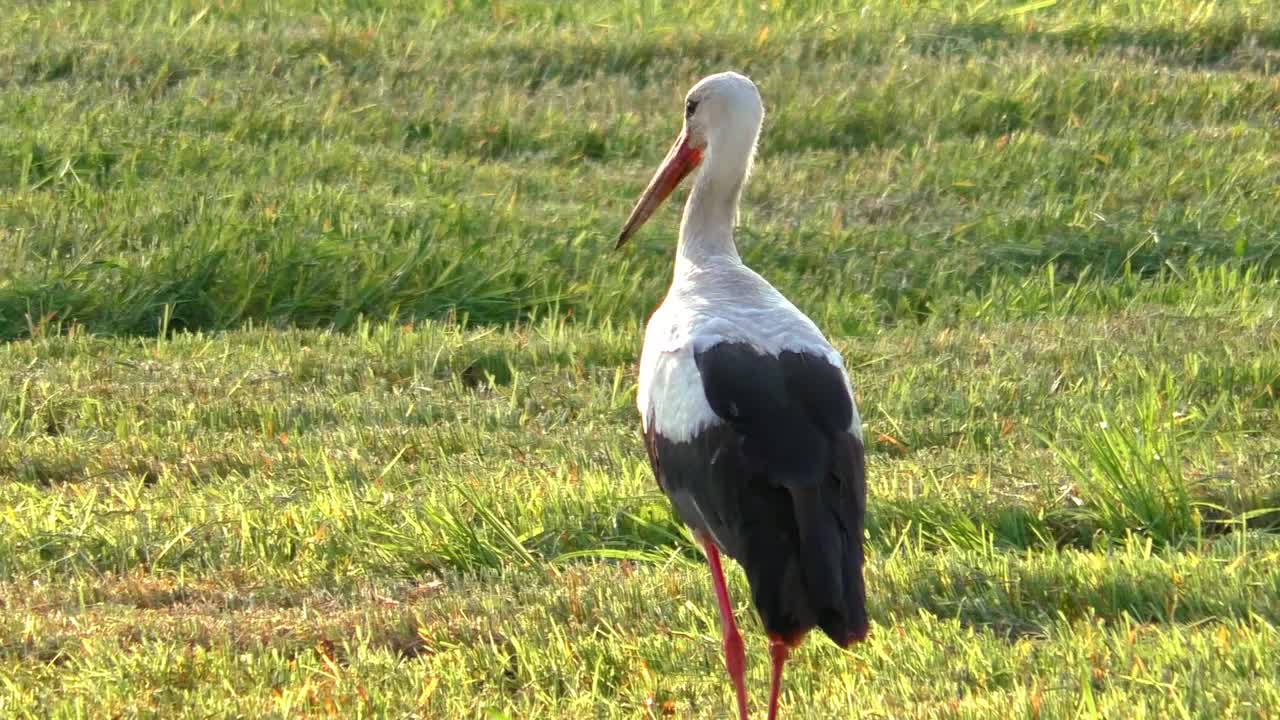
[{"left": 2, "top": 0, "right": 1279, "bottom": 717}]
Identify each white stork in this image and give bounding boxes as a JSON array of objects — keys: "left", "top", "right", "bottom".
[{"left": 615, "top": 72, "right": 869, "bottom": 720}]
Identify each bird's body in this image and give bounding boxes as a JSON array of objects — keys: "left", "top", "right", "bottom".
[
  {"left": 616, "top": 72, "right": 868, "bottom": 720},
  {"left": 638, "top": 254, "right": 867, "bottom": 647}
]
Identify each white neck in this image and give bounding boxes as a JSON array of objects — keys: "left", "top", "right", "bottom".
[{"left": 675, "top": 146, "right": 750, "bottom": 268}]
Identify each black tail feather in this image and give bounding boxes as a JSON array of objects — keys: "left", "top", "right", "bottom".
[
  {"left": 743, "top": 433, "right": 868, "bottom": 647},
  {"left": 791, "top": 483, "right": 866, "bottom": 646}
]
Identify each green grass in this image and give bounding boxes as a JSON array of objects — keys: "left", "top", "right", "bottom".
[{"left": 2, "top": 0, "right": 1280, "bottom": 717}]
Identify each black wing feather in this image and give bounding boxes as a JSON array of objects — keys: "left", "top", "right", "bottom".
[{"left": 645, "top": 341, "right": 868, "bottom": 646}]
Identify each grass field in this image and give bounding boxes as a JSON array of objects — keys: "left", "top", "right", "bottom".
[{"left": 3, "top": 0, "right": 1280, "bottom": 717}]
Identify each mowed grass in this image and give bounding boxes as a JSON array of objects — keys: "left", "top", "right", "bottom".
[{"left": 2, "top": 0, "right": 1280, "bottom": 717}]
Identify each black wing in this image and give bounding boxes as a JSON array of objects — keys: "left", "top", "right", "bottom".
[{"left": 644, "top": 342, "right": 868, "bottom": 646}]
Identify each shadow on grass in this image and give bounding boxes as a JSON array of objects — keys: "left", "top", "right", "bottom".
[
  {"left": 914, "top": 19, "right": 1280, "bottom": 72},
  {"left": 0, "top": 237, "right": 574, "bottom": 342}
]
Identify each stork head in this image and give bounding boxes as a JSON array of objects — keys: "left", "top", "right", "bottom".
[{"left": 616, "top": 72, "right": 764, "bottom": 248}]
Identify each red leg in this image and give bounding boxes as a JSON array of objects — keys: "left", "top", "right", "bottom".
[
  {"left": 702, "top": 537, "right": 749, "bottom": 720},
  {"left": 765, "top": 637, "right": 790, "bottom": 720}
]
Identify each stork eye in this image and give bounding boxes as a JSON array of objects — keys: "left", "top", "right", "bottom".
[{"left": 685, "top": 99, "right": 699, "bottom": 118}]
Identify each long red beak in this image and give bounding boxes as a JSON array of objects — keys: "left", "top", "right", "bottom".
[{"left": 616, "top": 131, "right": 703, "bottom": 249}]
